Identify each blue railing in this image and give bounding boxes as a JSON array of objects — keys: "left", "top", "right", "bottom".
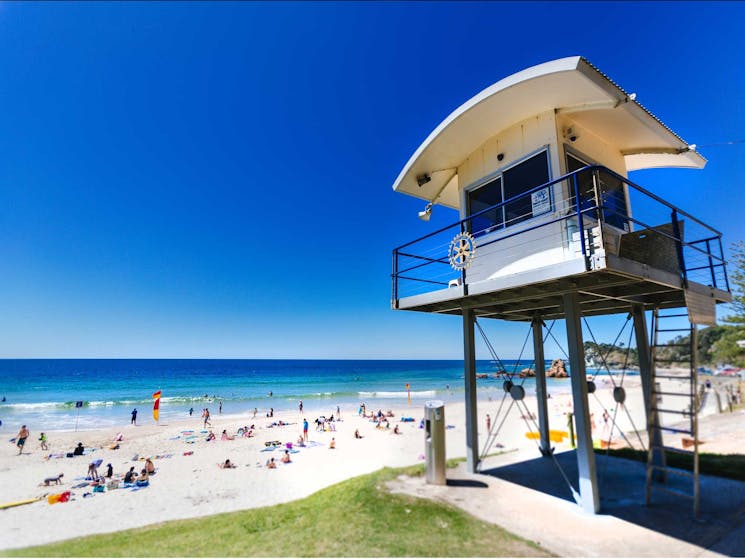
[{"left": 392, "top": 165, "right": 729, "bottom": 303}]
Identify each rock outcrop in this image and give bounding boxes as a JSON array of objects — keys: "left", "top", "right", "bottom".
[{"left": 547, "top": 358, "right": 569, "bottom": 378}]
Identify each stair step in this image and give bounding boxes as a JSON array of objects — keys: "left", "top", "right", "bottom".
[
  {"left": 649, "top": 465, "right": 695, "bottom": 478},
  {"left": 649, "top": 484, "right": 695, "bottom": 499},
  {"left": 653, "top": 390, "right": 694, "bottom": 397},
  {"left": 652, "top": 408, "right": 692, "bottom": 415},
  {"left": 654, "top": 358, "right": 692, "bottom": 363},
  {"left": 656, "top": 426, "right": 694, "bottom": 435}
]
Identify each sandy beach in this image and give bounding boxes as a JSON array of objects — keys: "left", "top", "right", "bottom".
[{"left": 0, "top": 376, "right": 741, "bottom": 551}]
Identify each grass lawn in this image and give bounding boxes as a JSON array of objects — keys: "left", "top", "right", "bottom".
[
  {"left": 4, "top": 463, "right": 551, "bottom": 557},
  {"left": 596, "top": 448, "right": 745, "bottom": 482}
]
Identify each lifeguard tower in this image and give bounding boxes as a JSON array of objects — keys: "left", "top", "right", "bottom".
[{"left": 390, "top": 57, "right": 731, "bottom": 514}]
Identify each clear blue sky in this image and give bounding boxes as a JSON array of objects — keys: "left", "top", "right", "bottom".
[{"left": 1, "top": 1, "right": 743, "bottom": 359}]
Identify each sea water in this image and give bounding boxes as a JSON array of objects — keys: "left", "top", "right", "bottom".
[{"left": 0, "top": 359, "right": 601, "bottom": 433}]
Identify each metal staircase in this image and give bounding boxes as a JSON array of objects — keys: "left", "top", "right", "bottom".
[{"left": 645, "top": 308, "right": 700, "bottom": 516}]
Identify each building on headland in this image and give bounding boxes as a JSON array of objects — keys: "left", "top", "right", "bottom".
[{"left": 389, "top": 57, "right": 731, "bottom": 515}]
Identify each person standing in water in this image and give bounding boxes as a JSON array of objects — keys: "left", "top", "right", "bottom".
[
  {"left": 131, "top": 408, "right": 138, "bottom": 425},
  {"left": 299, "top": 400, "right": 303, "bottom": 414}
]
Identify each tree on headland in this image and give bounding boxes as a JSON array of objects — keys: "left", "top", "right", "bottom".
[{"left": 711, "top": 241, "right": 745, "bottom": 367}]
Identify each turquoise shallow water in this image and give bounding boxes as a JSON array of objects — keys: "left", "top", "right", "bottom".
[{"left": 0, "top": 359, "right": 593, "bottom": 432}]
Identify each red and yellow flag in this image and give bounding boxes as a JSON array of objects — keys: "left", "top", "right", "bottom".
[{"left": 152, "top": 390, "right": 162, "bottom": 422}]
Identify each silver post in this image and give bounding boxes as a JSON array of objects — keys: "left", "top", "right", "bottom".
[
  {"left": 564, "top": 292, "right": 600, "bottom": 513},
  {"left": 463, "top": 308, "right": 479, "bottom": 473},
  {"left": 532, "top": 316, "right": 551, "bottom": 456}
]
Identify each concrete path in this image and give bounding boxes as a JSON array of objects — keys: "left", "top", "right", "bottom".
[{"left": 388, "top": 449, "right": 745, "bottom": 557}]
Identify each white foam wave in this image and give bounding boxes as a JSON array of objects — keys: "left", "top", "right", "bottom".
[
  {"left": 1, "top": 401, "right": 62, "bottom": 410},
  {"left": 357, "top": 390, "right": 437, "bottom": 398}
]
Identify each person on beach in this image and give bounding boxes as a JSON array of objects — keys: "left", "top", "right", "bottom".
[
  {"left": 329, "top": 437, "right": 336, "bottom": 449},
  {"left": 136, "top": 469, "right": 149, "bottom": 487},
  {"left": 266, "top": 457, "right": 277, "bottom": 469},
  {"left": 354, "top": 429, "right": 363, "bottom": 439},
  {"left": 145, "top": 458, "right": 156, "bottom": 475},
  {"left": 299, "top": 400, "right": 303, "bottom": 414},
  {"left": 281, "top": 450, "right": 291, "bottom": 463},
  {"left": 131, "top": 408, "right": 138, "bottom": 425},
  {"left": 393, "top": 424, "right": 401, "bottom": 435},
  {"left": 219, "top": 401, "right": 222, "bottom": 414},
  {"left": 87, "top": 461, "right": 99, "bottom": 481},
  {"left": 219, "top": 459, "right": 236, "bottom": 469},
  {"left": 486, "top": 414, "right": 491, "bottom": 432},
  {"left": 203, "top": 408, "right": 211, "bottom": 428},
  {"left": 15, "top": 425, "right": 29, "bottom": 455},
  {"left": 336, "top": 405, "right": 341, "bottom": 419},
  {"left": 39, "top": 432, "right": 48, "bottom": 451},
  {"left": 303, "top": 418, "right": 308, "bottom": 442},
  {"left": 221, "top": 430, "right": 234, "bottom": 441},
  {"left": 253, "top": 407, "right": 257, "bottom": 418},
  {"left": 105, "top": 463, "right": 113, "bottom": 478},
  {"left": 73, "top": 442, "right": 85, "bottom": 456},
  {"left": 124, "top": 466, "right": 136, "bottom": 484},
  {"left": 189, "top": 407, "right": 194, "bottom": 416}
]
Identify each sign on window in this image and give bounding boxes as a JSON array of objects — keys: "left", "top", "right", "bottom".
[{"left": 531, "top": 187, "right": 551, "bottom": 216}]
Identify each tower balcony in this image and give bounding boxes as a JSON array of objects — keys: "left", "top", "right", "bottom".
[{"left": 391, "top": 166, "right": 730, "bottom": 322}]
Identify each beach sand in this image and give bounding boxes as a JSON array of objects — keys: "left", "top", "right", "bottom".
[{"left": 0, "top": 377, "right": 740, "bottom": 551}]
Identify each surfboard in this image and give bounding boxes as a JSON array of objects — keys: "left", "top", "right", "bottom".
[{"left": 0, "top": 497, "right": 41, "bottom": 510}]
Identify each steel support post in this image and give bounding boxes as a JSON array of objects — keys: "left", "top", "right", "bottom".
[
  {"left": 632, "top": 304, "right": 665, "bottom": 478},
  {"left": 563, "top": 292, "right": 600, "bottom": 514},
  {"left": 463, "top": 308, "right": 479, "bottom": 473},
  {"left": 532, "top": 316, "right": 551, "bottom": 456}
]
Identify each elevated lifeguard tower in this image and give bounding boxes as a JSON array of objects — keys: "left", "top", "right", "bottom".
[{"left": 390, "top": 57, "right": 731, "bottom": 514}]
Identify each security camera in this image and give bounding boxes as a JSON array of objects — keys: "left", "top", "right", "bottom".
[
  {"left": 565, "top": 126, "right": 579, "bottom": 142},
  {"left": 416, "top": 174, "right": 431, "bottom": 187},
  {"left": 418, "top": 209, "right": 431, "bottom": 222}
]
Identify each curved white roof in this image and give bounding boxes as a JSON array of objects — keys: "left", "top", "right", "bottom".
[{"left": 393, "top": 56, "right": 705, "bottom": 209}]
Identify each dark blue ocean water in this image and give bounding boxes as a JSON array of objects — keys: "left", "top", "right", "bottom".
[{"left": 0, "top": 359, "right": 579, "bottom": 433}]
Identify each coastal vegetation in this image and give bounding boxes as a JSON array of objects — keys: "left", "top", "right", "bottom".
[{"left": 5, "top": 463, "right": 550, "bottom": 558}]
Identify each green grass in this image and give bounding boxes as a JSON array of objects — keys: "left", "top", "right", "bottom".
[
  {"left": 5, "top": 463, "right": 550, "bottom": 557},
  {"left": 595, "top": 448, "right": 745, "bottom": 482}
]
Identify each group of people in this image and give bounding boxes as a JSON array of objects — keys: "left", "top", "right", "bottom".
[
  {"left": 14, "top": 425, "right": 54, "bottom": 455},
  {"left": 123, "top": 464, "right": 153, "bottom": 487}
]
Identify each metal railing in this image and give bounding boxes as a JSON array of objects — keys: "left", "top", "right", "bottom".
[{"left": 392, "top": 165, "right": 729, "bottom": 303}]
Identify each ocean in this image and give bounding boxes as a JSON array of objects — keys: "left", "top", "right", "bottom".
[{"left": 0, "top": 359, "right": 592, "bottom": 433}]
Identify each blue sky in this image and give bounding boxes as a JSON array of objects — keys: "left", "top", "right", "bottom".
[{"left": 0, "top": 1, "right": 743, "bottom": 359}]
